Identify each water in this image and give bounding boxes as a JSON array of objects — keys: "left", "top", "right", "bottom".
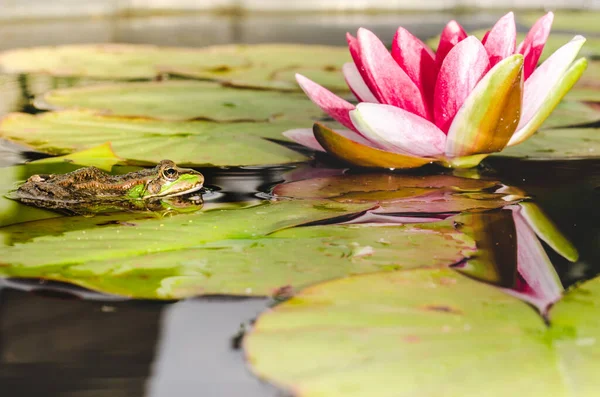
[{"left": 0, "top": 11, "right": 598, "bottom": 397}]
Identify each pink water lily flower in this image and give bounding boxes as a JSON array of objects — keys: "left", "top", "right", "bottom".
[{"left": 284, "top": 12, "right": 588, "bottom": 169}]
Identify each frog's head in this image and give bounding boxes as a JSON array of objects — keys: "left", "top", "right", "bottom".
[{"left": 135, "top": 160, "right": 204, "bottom": 199}]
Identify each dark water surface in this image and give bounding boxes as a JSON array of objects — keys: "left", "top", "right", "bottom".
[{"left": 0, "top": 11, "right": 599, "bottom": 397}]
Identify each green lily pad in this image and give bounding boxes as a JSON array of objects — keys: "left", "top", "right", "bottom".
[
  {"left": 0, "top": 110, "right": 310, "bottom": 167},
  {"left": 37, "top": 81, "right": 325, "bottom": 122},
  {"left": 574, "top": 60, "right": 600, "bottom": 89},
  {"left": 0, "top": 44, "right": 248, "bottom": 79},
  {"left": 0, "top": 146, "right": 128, "bottom": 228},
  {"left": 519, "top": 11, "right": 600, "bottom": 34},
  {"left": 495, "top": 128, "right": 600, "bottom": 160},
  {"left": 0, "top": 44, "right": 350, "bottom": 92},
  {"left": 565, "top": 88, "right": 600, "bottom": 103},
  {"left": 0, "top": 201, "right": 477, "bottom": 298},
  {"left": 31, "top": 142, "right": 123, "bottom": 171},
  {"left": 166, "top": 44, "right": 351, "bottom": 91},
  {"left": 272, "top": 173, "right": 522, "bottom": 213},
  {"left": 541, "top": 101, "right": 600, "bottom": 128},
  {"left": 245, "top": 268, "right": 600, "bottom": 397}
]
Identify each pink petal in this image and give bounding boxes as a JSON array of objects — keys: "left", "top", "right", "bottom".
[
  {"left": 342, "top": 62, "right": 378, "bottom": 103},
  {"left": 433, "top": 36, "right": 490, "bottom": 133},
  {"left": 350, "top": 102, "right": 446, "bottom": 158},
  {"left": 346, "top": 33, "right": 363, "bottom": 71},
  {"left": 481, "top": 30, "right": 491, "bottom": 45},
  {"left": 356, "top": 28, "right": 430, "bottom": 120},
  {"left": 518, "top": 12, "right": 554, "bottom": 80},
  {"left": 295, "top": 73, "right": 356, "bottom": 131},
  {"left": 516, "top": 35, "right": 586, "bottom": 132},
  {"left": 435, "top": 20, "right": 468, "bottom": 68},
  {"left": 484, "top": 12, "right": 516, "bottom": 67},
  {"left": 506, "top": 206, "right": 563, "bottom": 314},
  {"left": 282, "top": 128, "right": 325, "bottom": 152},
  {"left": 391, "top": 26, "right": 438, "bottom": 111}
]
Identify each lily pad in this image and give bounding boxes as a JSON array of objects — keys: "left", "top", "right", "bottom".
[
  {"left": 495, "top": 128, "right": 600, "bottom": 160},
  {"left": 0, "top": 146, "right": 127, "bottom": 228},
  {"left": 245, "top": 268, "right": 600, "bottom": 397},
  {"left": 37, "top": 81, "right": 325, "bottom": 122},
  {"left": 272, "top": 173, "right": 522, "bottom": 213},
  {"left": 540, "top": 101, "right": 600, "bottom": 129},
  {"left": 0, "top": 201, "right": 477, "bottom": 299},
  {"left": 166, "top": 44, "right": 351, "bottom": 91},
  {"left": 0, "top": 44, "right": 350, "bottom": 92},
  {"left": 30, "top": 142, "right": 123, "bottom": 171},
  {"left": 519, "top": 11, "right": 600, "bottom": 34},
  {"left": 0, "top": 110, "right": 310, "bottom": 167},
  {"left": 0, "top": 44, "right": 248, "bottom": 79},
  {"left": 565, "top": 88, "right": 600, "bottom": 103}
]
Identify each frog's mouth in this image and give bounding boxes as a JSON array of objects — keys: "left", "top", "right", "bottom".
[{"left": 145, "top": 184, "right": 204, "bottom": 199}]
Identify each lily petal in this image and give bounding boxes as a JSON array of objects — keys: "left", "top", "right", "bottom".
[
  {"left": 350, "top": 103, "right": 446, "bottom": 158},
  {"left": 342, "top": 62, "right": 378, "bottom": 103},
  {"left": 518, "top": 12, "right": 554, "bottom": 80},
  {"left": 391, "top": 27, "right": 437, "bottom": 108},
  {"left": 282, "top": 128, "right": 325, "bottom": 152},
  {"left": 313, "top": 122, "right": 432, "bottom": 169},
  {"left": 445, "top": 54, "right": 523, "bottom": 157},
  {"left": 507, "top": 206, "right": 564, "bottom": 314},
  {"left": 518, "top": 202, "right": 579, "bottom": 262},
  {"left": 484, "top": 12, "right": 516, "bottom": 67},
  {"left": 509, "top": 36, "right": 587, "bottom": 146},
  {"left": 295, "top": 73, "right": 356, "bottom": 131},
  {"left": 435, "top": 20, "right": 468, "bottom": 68},
  {"left": 434, "top": 36, "right": 490, "bottom": 133},
  {"left": 346, "top": 33, "right": 363, "bottom": 73},
  {"left": 356, "top": 28, "right": 430, "bottom": 119}
]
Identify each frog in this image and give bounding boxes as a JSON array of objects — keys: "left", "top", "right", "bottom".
[{"left": 12, "top": 160, "right": 205, "bottom": 214}]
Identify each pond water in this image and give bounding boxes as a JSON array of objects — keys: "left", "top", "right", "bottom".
[{"left": 0, "top": 10, "right": 599, "bottom": 397}]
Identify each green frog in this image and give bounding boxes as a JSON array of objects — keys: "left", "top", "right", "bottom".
[{"left": 12, "top": 160, "right": 205, "bottom": 214}]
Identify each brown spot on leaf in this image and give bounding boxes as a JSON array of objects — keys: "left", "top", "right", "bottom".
[
  {"left": 421, "top": 305, "right": 463, "bottom": 315},
  {"left": 272, "top": 285, "right": 295, "bottom": 300},
  {"left": 402, "top": 335, "right": 420, "bottom": 343}
]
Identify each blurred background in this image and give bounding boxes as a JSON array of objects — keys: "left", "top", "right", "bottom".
[{"left": 0, "top": 0, "right": 597, "bottom": 51}]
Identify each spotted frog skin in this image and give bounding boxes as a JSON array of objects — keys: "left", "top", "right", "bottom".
[{"left": 13, "top": 160, "right": 204, "bottom": 213}]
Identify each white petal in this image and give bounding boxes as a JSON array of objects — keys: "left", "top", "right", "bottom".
[{"left": 350, "top": 103, "right": 446, "bottom": 158}]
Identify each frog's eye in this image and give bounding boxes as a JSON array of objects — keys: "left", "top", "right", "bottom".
[{"left": 162, "top": 167, "right": 178, "bottom": 180}]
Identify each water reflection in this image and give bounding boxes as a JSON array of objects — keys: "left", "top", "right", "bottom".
[{"left": 274, "top": 168, "right": 579, "bottom": 314}]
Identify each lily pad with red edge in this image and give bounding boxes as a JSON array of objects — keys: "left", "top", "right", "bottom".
[
  {"left": 36, "top": 81, "right": 326, "bottom": 122},
  {"left": 272, "top": 173, "right": 523, "bottom": 214},
  {"left": 0, "top": 201, "right": 477, "bottom": 299},
  {"left": 245, "top": 267, "right": 600, "bottom": 397},
  {"left": 0, "top": 110, "right": 311, "bottom": 167}
]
